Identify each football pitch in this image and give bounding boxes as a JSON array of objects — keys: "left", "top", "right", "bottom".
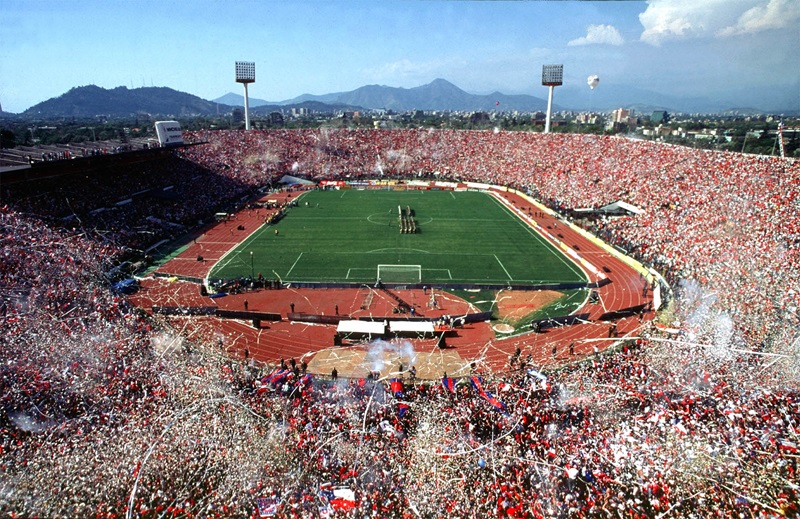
[{"left": 210, "top": 189, "right": 587, "bottom": 287}]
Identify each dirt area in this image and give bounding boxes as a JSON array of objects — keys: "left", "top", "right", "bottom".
[
  {"left": 308, "top": 343, "right": 470, "bottom": 381},
  {"left": 494, "top": 289, "right": 564, "bottom": 323}
]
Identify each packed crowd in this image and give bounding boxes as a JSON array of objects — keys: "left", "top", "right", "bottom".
[
  {"left": 182, "top": 129, "right": 800, "bottom": 349},
  {"left": 1, "top": 128, "right": 799, "bottom": 517},
  {"left": 2, "top": 154, "right": 268, "bottom": 254},
  {"left": 35, "top": 146, "right": 138, "bottom": 162}
]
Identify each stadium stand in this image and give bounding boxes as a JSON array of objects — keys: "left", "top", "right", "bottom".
[{"left": 1, "top": 129, "right": 798, "bottom": 517}]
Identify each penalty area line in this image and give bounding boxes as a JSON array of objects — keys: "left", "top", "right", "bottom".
[
  {"left": 494, "top": 254, "right": 513, "bottom": 281},
  {"left": 285, "top": 252, "right": 303, "bottom": 278}
]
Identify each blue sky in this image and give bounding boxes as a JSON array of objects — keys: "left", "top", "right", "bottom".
[{"left": 1, "top": 0, "right": 798, "bottom": 113}]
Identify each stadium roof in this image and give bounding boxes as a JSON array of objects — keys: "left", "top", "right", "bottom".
[
  {"left": 573, "top": 200, "right": 643, "bottom": 216},
  {"left": 600, "top": 200, "right": 643, "bottom": 215},
  {"left": 279, "top": 174, "right": 315, "bottom": 186}
]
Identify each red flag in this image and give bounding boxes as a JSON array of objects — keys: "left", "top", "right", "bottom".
[
  {"left": 470, "top": 377, "right": 506, "bottom": 412},
  {"left": 389, "top": 378, "right": 404, "bottom": 397},
  {"left": 397, "top": 402, "right": 410, "bottom": 418},
  {"left": 442, "top": 377, "right": 456, "bottom": 394}
]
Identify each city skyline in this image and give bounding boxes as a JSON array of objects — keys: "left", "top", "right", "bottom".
[{"left": 1, "top": 0, "right": 798, "bottom": 114}]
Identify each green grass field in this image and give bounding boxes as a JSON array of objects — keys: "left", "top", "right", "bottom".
[{"left": 210, "top": 189, "right": 587, "bottom": 287}]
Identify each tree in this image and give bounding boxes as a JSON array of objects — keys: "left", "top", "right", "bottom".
[{"left": 0, "top": 129, "right": 16, "bottom": 148}]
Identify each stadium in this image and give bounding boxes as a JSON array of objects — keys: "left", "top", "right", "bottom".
[{"left": 1, "top": 128, "right": 799, "bottom": 517}]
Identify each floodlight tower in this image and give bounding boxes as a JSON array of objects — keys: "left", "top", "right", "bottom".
[
  {"left": 541, "top": 64, "right": 563, "bottom": 134},
  {"left": 235, "top": 61, "right": 256, "bottom": 130}
]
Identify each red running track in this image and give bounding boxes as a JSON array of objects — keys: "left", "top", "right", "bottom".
[
  {"left": 132, "top": 188, "right": 654, "bottom": 378},
  {"left": 153, "top": 190, "right": 300, "bottom": 280}
]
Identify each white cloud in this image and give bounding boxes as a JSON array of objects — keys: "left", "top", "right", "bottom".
[
  {"left": 639, "top": 0, "right": 731, "bottom": 45},
  {"left": 568, "top": 24, "right": 624, "bottom": 46},
  {"left": 717, "top": 0, "right": 800, "bottom": 37},
  {"left": 639, "top": 0, "right": 800, "bottom": 45}
]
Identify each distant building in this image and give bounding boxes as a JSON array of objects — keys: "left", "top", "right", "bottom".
[
  {"left": 469, "top": 112, "right": 490, "bottom": 125},
  {"left": 611, "top": 108, "right": 633, "bottom": 123},
  {"left": 232, "top": 108, "right": 244, "bottom": 123},
  {"left": 576, "top": 113, "right": 601, "bottom": 125},
  {"left": 651, "top": 111, "right": 669, "bottom": 125},
  {"left": 268, "top": 112, "right": 284, "bottom": 125}
]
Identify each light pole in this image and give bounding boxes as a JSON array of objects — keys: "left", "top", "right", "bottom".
[
  {"left": 250, "top": 251, "right": 254, "bottom": 279},
  {"left": 541, "top": 64, "right": 563, "bottom": 134},
  {"left": 235, "top": 61, "right": 255, "bottom": 131}
]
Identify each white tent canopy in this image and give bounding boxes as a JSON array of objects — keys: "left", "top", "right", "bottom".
[
  {"left": 335, "top": 320, "right": 437, "bottom": 339},
  {"left": 336, "top": 320, "right": 385, "bottom": 336},
  {"left": 389, "top": 321, "right": 435, "bottom": 336}
]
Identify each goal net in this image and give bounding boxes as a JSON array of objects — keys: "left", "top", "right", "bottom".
[{"left": 376, "top": 264, "right": 422, "bottom": 284}]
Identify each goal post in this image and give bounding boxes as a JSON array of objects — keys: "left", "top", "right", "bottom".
[{"left": 376, "top": 264, "right": 422, "bottom": 284}]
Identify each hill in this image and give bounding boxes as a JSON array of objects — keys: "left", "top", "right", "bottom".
[
  {"left": 212, "top": 92, "right": 271, "bottom": 108},
  {"left": 22, "top": 85, "right": 231, "bottom": 118},
  {"left": 282, "top": 78, "right": 550, "bottom": 112},
  {"left": 21, "top": 86, "right": 363, "bottom": 119}
]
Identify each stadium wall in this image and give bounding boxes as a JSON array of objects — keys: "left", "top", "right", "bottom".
[{"left": 277, "top": 281, "right": 604, "bottom": 291}]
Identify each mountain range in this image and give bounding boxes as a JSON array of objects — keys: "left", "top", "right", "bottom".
[
  {"left": 275, "top": 78, "right": 551, "bottom": 113},
  {"left": 6, "top": 79, "right": 796, "bottom": 119},
  {"left": 222, "top": 78, "right": 796, "bottom": 115}
]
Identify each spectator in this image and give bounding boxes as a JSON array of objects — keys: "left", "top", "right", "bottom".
[{"left": 2, "top": 128, "right": 799, "bottom": 518}]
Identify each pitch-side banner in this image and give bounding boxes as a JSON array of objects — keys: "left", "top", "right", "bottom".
[{"left": 653, "top": 283, "right": 662, "bottom": 311}]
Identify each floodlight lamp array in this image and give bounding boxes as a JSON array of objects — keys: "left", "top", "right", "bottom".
[
  {"left": 541, "top": 64, "right": 563, "bottom": 87},
  {"left": 235, "top": 61, "right": 256, "bottom": 83}
]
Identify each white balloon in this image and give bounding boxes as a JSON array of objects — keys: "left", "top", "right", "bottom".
[{"left": 587, "top": 75, "right": 600, "bottom": 90}]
